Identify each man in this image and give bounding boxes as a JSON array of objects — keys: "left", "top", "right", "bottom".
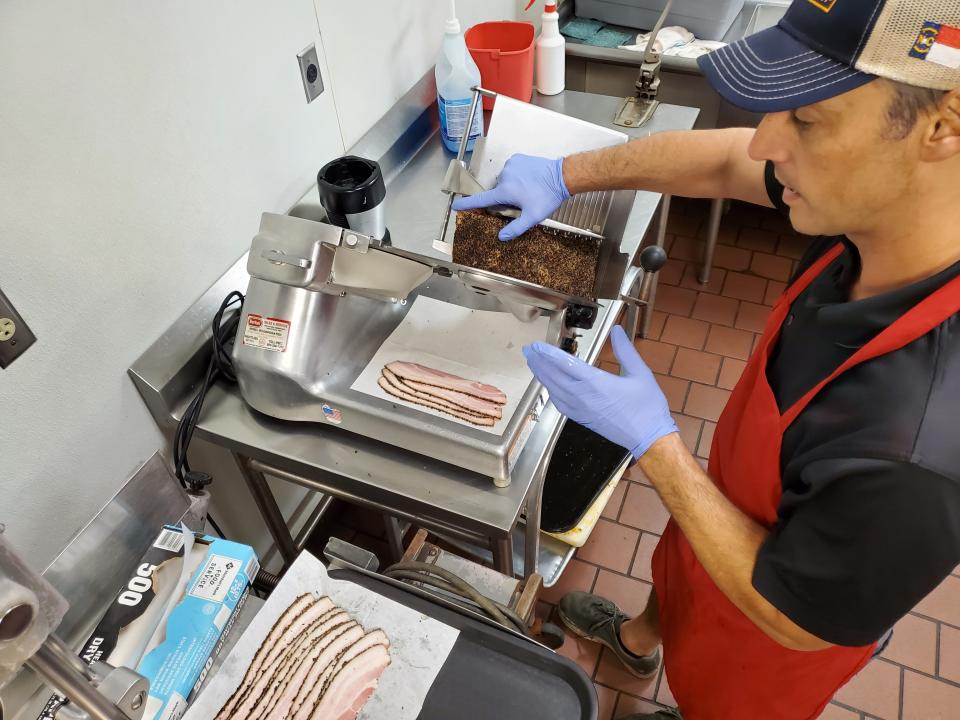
[{"left": 453, "top": 1, "right": 960, "bottom": 718}]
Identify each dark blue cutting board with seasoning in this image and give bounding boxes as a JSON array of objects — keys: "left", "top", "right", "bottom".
[{"left": 330, "top": 569, "right": 597, "bottom": 720}]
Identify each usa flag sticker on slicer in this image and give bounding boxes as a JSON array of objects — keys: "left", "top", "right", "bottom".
[{"left": 910, "top": 21, "right": 960, "bottom": 69}]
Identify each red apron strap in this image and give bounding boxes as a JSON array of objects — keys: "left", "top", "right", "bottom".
[
  {"left": 782, "top": 271, "right": 960, "bottom": 428},
  {"left": 784, "top": 243, "right": 845, "bottom": 303},
  {"left": 754, "top": 243, "right": 846, "bottom": 351}
]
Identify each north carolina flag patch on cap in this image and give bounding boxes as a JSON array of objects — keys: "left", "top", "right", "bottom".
[{"left": 910, "top": 21, "right": 960, "bottom": 69}]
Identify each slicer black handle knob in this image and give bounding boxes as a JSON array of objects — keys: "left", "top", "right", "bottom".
[
  {"left": 639, "top": 245, "right": 668, "bottom": 274},
  {"left": 565, "top": 304, "right": 597, "bottom": 330}
]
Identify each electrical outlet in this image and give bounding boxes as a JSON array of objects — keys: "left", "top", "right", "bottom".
[
  {"left": 297, "top": 44, "right": 324, "bottom": 104},
  {"left": 0, "top": 288, "right": 36, "bottom": 369}
]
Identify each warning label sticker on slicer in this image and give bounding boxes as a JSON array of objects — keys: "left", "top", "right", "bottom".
[{"left": 242, "top": 314, "right": 290, "bottom": 352}]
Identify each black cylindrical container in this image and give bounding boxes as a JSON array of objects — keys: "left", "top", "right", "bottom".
[{"left": 316, "top": 156, "right": 389, "bottom": 244}]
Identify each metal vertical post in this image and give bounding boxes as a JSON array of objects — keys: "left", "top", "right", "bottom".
[
  {"left": 385, "top": 516, "right": 406, "bottom": 563},
  {"left": 492, "top": 536, "right": 515, "bottom": 578},
  {"left": 699, "top": 198, "right": 724, "bottom": 285},
  {"left": 438, "top": 87, "right": 485, "bottom": 244},
  {"left": 642, "top": 193, "right": 672, "bottom": 337},
  {"left": 233, "top": 453, "right": 299, "bottom": 566}
]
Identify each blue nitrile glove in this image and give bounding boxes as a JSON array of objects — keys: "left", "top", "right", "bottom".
[
  {"left": 451, "top": 154, "right": 571, "bottom": 241},
  {"left": 523, "top": 326, "right": 678, "bottom": 459}
]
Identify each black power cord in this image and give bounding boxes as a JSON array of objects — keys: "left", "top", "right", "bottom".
[{"left": 173, "top": 291, "right": 245, "bottom": 539}]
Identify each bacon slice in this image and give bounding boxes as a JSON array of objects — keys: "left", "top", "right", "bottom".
[
  {"left": 385, "top": 361, "right": 507, "bottom": 405},
  {"left": 216, "top": 596, "right": 391, "bottom": 720},
  {"left": 292, "top": 643, "right": 391, "bottom": 720},
  {"left": 216, "top": 594, "right": 328, "bottom": 720},
  {"left": 382, "top": 367, "right": 503, "bottom": 419},
  {"left": 260, "top": 619, "right": 375, "bottom": 720},
  {"left": 378, "top": 374, "right": 496, "bottom": 427},
  {"left": 229, "top": 601, "right": 346, "bottom": 720},
  {"left": 242, "top": 609, "right": 354, "bottom": 719}
]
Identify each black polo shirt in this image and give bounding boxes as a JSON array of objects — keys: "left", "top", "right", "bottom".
[{"left": 749, "top": 163, "right": 960, "bottom": 646}]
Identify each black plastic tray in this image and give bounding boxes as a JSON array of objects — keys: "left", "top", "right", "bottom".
[
  {"left": 330, "top": 569, "right": 597, "bottom": 720},
  {"left": 541, "top": 421, "right": 632, "bottom": 533}
]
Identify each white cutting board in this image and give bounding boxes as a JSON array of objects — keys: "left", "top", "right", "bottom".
[{"left": 351, "top": 296, "right": 549, "bottom": 435}]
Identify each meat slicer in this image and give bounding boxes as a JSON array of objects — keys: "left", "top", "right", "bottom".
[{"left": 232, "top": 90, "right": 664, "bottom": 486}]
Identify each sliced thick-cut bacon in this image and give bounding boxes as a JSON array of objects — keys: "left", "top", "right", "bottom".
[
  {"left": 261, "top": 620, "right": 376, "bottom": 720},
  {"left": 289, "top": 630, "right": 389, "bottom": 720},
  {"left": 284, "top": 624, "right": 370, "bottom": 719},
  {"left": 217, "top": 594, "right": 330, "bottom": 720},
  {"left": 228, "top": 598, "right": 340, "bottom": 720},
  {"left": 243, "top": 610, "right": 354, "bottom": 719},
  {"left": 379, "top": 369, "right": 496, "bottom": 422},
  {"left": 382, "top": 367, "right": 502, "bottom": 419},
  {"left": 333, "top": 684, "right": 377, "bottom": 720},
  {"left": 216, "top": 595, "right": 390, "bottom": 720},
  {"left": 378, "top": 374, "right": 496, "bottom": 427},
  {"left": 385, "top": 361, "right": 507, "bottom": 405},
  {"left": 299, "top": 645, "right": 391, "bottom": 720}
]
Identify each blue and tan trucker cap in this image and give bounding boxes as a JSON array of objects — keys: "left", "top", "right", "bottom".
[{"left": 698, "top": 0, "right": 960, "bottom": 112}]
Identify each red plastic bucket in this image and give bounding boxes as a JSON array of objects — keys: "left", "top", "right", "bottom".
[{"left": 465, "top": 21, "right": 535, "bottom": 110}]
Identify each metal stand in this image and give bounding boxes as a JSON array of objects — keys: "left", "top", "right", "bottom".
[
  {"left": 238, "top": 454, "right": 522, "bottom": 578},
  {"left": 234, "top": 454, "right": 299, "bottom": 565},
  {"left": 233, "top": 453, "right": 339, "bottom": 569},
  {"left": 641, "top": 193, "right": 673, "bottom": 338},
  {"left": 699, "top": 198, "right": 725, "bottom": 285}
]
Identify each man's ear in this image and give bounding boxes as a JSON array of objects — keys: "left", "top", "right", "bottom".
[{"left": 922, "top": 87, "right": 960, "bottom": 161}]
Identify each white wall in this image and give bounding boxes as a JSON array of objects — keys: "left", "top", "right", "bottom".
[
  {"left": 0, "top": 0, "right": 344, "bottom": 570},
  {"left": 0, "top": 0, "right": 529, "bottom": 574},
  {"left": 316, "top": 0, "right": 520, "bottom": 147}
]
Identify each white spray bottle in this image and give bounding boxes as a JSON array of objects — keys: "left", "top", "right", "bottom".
[{"left": 527, "top": 0, "right": 565, "bottom": 95}]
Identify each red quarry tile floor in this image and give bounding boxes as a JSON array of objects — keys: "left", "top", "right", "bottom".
[{"left": 539, "top": 198, "right": 960, "bottom": 719}]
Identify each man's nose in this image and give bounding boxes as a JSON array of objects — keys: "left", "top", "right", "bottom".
[{"left": 749, "top": 112, "right": 792, "bottom": 164}]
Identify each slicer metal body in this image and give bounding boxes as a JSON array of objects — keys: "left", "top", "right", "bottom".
[{"left": 232, "top": 93, "right": 655, "bottom": 485}]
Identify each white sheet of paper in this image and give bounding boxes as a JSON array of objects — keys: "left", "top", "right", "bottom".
[
  {"left": 351, "top": 296, "right": 549, "bottom": 435},
  {"left": 183, "top": 552, "right": 459, "bottom": 720}
]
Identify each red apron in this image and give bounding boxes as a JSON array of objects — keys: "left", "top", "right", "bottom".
[{"left": 651, "top": 243, "right": 960, "bottom": 719}]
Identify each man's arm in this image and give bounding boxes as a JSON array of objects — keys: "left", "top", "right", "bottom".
[
  {"left": 453, "top": 128, "right": 772, "bottom": 240},
  {"left": 563, "top": 128, "right": 773, "bottom": 207},
  {"left": 639, "top": 433, "right": 832, "bottom": 651},
  {"left": 523, "top": 330, "right": 830, "bottom": 651}
]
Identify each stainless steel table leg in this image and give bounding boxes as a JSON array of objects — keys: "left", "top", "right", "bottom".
[
  {"left": 492, "top": 536, "right": 515, "bottom": 578},
  {"left": 641, "top": 193, "right": 672, "bottom": 338},
  {"left": 699, "top": 197, "right": 724, "bottom": 285},
  {"left": 385, "top": 515, "right": 405, "bottom": 563},
  {"left": 524, "top": 478, "right": 543, "bottom": 580},
  {"left": 233, "top": 453, "right": 298, "bottom": 566}
]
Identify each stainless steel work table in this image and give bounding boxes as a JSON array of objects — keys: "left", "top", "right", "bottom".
[{"left": 130, "top": 85, "right": 698, "bottom": 585}]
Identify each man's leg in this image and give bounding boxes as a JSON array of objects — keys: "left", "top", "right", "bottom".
[
  {"left": 557, "top": 588, "right": 662, "bottom": 678},
  {"left": 620, "top": 588, "right": 662, "bottom": 657}
]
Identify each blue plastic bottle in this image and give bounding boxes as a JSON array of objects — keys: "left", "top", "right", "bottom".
[{"left": 436, "top": 0, "right": 483, "bottom": 153}]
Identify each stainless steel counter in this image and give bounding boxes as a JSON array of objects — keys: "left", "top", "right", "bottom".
[{"left": 130, "top": 79, "right": 698, "bottom": 584}]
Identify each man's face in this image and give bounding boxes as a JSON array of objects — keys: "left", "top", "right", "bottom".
[{"left": 748, "top": 81, "right": 923, "bottom": 237}]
